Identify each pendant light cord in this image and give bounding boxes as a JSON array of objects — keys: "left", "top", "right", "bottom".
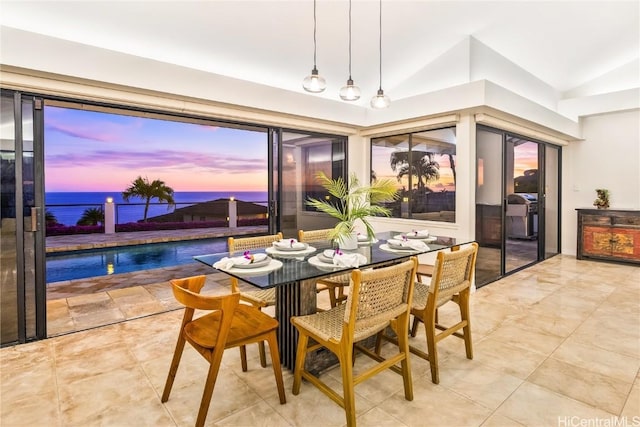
[
  {"left": 313, "top": 0, "right": 317, "bottom": 68},
  {"left": 348, "top": 0, "right": 352, "bottom": 79},
  {"left": 378, "top": 0, "right": 382, "bottom": 90}
]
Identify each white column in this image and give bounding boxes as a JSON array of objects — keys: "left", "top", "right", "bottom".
[
  {"left": 228, "top": 198, "right": 237, "bottom": 228},
  {"left": 104, "top": 197, "right": 115, "bottom": 234}
]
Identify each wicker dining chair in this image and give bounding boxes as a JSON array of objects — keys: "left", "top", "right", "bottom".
[
  {"left": 291, "top": 257, "right": 418, "bottom": 427},
  {"left": 298, "top": 229, "right": 351, "bottom": 308},
  {"left": 227, "top": 232, "right": 283, "bottom": 368},
  {"left": 161, "top": 275, "right": 286, "bottom": 427},
  {"left": 409, "top": 242, "right": 479, "bottom": 384}
]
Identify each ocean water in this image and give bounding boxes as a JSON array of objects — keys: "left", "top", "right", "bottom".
[{"left": 46, "top": 191, "right": 268, "bottom": 225}]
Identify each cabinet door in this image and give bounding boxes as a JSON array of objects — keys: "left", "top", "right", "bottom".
[
  {"left": 582, "top": 225, "right": 613, "bottom": 257},
  {"left": 611, "top": 227, "right": 640, "bottom": 261}
]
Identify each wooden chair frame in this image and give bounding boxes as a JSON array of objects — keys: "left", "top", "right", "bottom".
[
  {"left": 409, "top": 242, "right": 479, "bottom": 384},
  {"left": 161, "top": 275, "right": 286, "bottom": 427},
  {"left": 291, "top": 258, "right": 418, "bottom": 427}
]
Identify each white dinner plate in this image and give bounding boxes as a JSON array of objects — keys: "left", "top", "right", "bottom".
[
  {"left": 233, "top": 256, "right": 272, "bottom": 269},
  {"left": 393, "top": 234, "right": 437, "bottom": 242}
]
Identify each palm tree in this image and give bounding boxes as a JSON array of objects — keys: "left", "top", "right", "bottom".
[
  {"left": 45, "top": 209, "right": 59, "bottom": 226},
  {"left": 77, "top": 207, "right": 104, "bottom": 226},
  {"left": 390, "top": 151, "right": 440, "bottom": 190},
  {"left": 122, "top": 176, "right": 175, "bottom": 222}
]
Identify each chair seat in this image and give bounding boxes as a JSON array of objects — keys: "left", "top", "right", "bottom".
[
  {"left": 185, "top": 304, "right": 279, "bottom": 349},
  {"left": 292, "top": 302, "right": 407, "bottom": 343},
  {"left": 412, "top": 281, "right": 453, "bottom": 310},
  {"left": 240, "top": 287, "right": 276, "bottom": 306},
  {"left": 319, "top": 273, "right": 350, "bottom": 285}
]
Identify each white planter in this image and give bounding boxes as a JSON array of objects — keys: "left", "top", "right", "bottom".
[{"left": 338, "top": 232, "right": 358, "bottom": 250}]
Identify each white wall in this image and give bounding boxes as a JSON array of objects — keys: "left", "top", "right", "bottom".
[{"left": 561, "top": 109, "right": 640, "bottom": 255}]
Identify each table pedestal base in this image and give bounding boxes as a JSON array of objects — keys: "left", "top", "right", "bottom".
[{"left": 276, "top": 279, "right": 338, "bottom": 372}]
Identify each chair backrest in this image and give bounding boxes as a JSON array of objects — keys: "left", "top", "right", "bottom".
[
  {"left": 170, "top": 275, "right": 239, "bottom": 311},
  {"left": 228, "top": 232, "right": 283, "bottom": 255},
  {"left": 344, "top": 257, "right": 417, "bottom": 341},
  {"left": 170, "top": 275, "right": 241, "bottom": 348},
  {"left": 298, "top": 229, "right": 333, "bottom": 243},
  {"left": 429, "top": 242, "right": 478, "bottom": 301}
]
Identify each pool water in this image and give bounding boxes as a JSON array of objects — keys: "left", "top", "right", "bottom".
[{"left": 46, "top": 238, "right": 228, "bottom": 283}]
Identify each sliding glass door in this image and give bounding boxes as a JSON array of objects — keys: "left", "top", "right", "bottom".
[
  {"left": 1, "top": 90, "right": 46, "bottom": 345},
  {"left": 276, "top": 130, "right": 347, "bottom": 238},
  {"left": 475, "top": 126, "right": 560, "bottom": 287}
]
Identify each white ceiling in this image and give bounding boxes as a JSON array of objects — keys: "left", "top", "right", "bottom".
[{"left": 1, "top": 0, "right": 639, "bottom": 110}]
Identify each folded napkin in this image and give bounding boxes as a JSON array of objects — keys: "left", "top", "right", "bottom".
[
  {"left": 213, "top": 253, "right": 267, "bottom": 270},
  {"left": 333, "top": 252, "right": 368, "bottom": 268},
  {"left": 387, "top": 239, "right": 429, "bottom": 251},
  {"left": 273, "top": 239, "right": 307, "bottom": 250},
  {"left": 406, "top": 229, "right": 429, "bottom": 239}
]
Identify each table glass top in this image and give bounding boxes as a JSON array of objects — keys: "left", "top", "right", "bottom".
[{"left": 194, "top": 231, "right": 470, "bottom": 289}]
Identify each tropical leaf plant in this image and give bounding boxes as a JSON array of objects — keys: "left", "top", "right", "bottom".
[
  {"left": 305, "top": 171, "right": 399, "bottom": 241},
  {"left": 76, "top": 207, "right": 104, "bottom": 226}
]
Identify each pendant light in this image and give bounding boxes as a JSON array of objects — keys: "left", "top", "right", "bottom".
[
  {"left": 339, "top": 0, "right": 361, "bottom": 101},
  {"left": 302, "top": 0, "right": 326, "bottom": 93},
  {"left": 371, "top": 0, "right": 390, "bottom": 108}
]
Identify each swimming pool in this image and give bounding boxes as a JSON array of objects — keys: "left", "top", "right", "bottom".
[{"left": 46, "top": 238, "right": 228, "bottom": 283}]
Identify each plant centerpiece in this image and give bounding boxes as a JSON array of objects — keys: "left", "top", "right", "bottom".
[
  {"left": 593, "top": 188, "right": 610, "bottom": 209},
  {"left": 306, "top": 171, "right": 399, "bottom": 249}
]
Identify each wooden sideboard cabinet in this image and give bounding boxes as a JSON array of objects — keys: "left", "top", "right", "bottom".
[{"left": 576, "top": 209, "right": 640, "bottom": 264}]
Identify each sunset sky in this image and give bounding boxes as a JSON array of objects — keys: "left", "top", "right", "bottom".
[{"left": 44, "top": 106, "right": 269, "bottom": 192}]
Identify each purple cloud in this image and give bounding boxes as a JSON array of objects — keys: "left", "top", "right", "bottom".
[{"left": 45, "top": 149, "right": 267, "bottom": 174}]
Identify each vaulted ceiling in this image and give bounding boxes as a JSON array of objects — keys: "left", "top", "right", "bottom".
[{"left": 1, "top": 1, "right": 638, "bottom": 122}]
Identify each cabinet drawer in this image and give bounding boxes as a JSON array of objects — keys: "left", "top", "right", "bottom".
[
  {"left": 612, "top": 215, "right": 640, "bottom": 227},
  {"left": 582, "top": 214, "right": 611, "bottom": 226}
]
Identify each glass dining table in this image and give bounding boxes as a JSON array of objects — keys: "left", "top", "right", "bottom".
[{"left": 194, "top": 231, "right": 470, "bottom": 371}]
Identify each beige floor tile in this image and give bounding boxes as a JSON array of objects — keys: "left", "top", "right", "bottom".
[
  {"left": 438, "top": 356, "right": 524, "bottom": 410},
  {"left": 357, "top": 407, "right": 409, "bottom": 427},
  {"left": 0, "top": 392, "right": 61, "bottom": 427},
  {"left": 621, "top": 383, "right": 640, "bottom": 419},
  {"left": 215, "top": 400, "right": 292, "bottom": 427},
  {"left": 485, "top": 321, "right": 565, "bottom": 356},
  {"left": 88, "top": 398, "right": 175, "bottom": 427},
  {"left": 551, "top": 335, "right": 640, "bottom": 383},
  {"left": 378, "top": 380, "right": 492, "bottom": 426},
  {"left": 480, "top": 413, "right": 525, "bottom": 427},
  {"left": 472, "top": 337, "right": 548, "bottom": 379},
  {"left": 528, "top": 357, "right": 632, "bottom": 415},
  {"left": 274, "top": 372, "right": 374, "bottom": 427},
  {"left": 495, "top": 382, "right": 615, "bottom": 426},
  {"left": 58, "top": 366, "right": 160, "bottom": 425},
  {"left": 162, "top": 370, "right": 266, "bottom": 426}
]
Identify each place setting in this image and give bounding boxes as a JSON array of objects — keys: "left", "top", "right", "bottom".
[
  {"left": 393, "top": 229, "right": 437, "bottom": 243},
  {"left": 212, "top": 251, "right": 283, "bottom": 275},
  {"left": 380, "top": 230, "right": 433, "bottom": 253},
  {"left": 308, "top": 248, "right": 368, "bottom": 271},
  {"left": 265, "top": 238, "right": 317, "bottom": 258}
]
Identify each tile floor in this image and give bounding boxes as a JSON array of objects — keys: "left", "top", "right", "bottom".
[{"left": 2, "top": 255, "right": 639, "bottom": 426}]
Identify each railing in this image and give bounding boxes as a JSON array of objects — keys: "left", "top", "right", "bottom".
[{"left": 46, "top": 200, "right": 269, "bottom": 235}]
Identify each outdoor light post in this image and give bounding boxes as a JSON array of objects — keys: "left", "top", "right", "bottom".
[
  {"left": 228, "top": 197, "right": 237, "bottom": 228},
  {"left": 105, "top": 197, "right": 115, "bottom": 234}
]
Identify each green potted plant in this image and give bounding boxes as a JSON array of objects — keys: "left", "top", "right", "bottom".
[{"left": 306, "top": 171, "right": 399, "bottom": 249}]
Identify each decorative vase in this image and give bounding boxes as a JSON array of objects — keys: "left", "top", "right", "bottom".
[{"left": 338, "top": 232, "right": 359, "bottom": 250}]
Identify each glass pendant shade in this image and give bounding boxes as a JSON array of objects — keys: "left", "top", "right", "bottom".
[
  {"left": 370, "top": 88, "right": 390, "bottom": 108},
  {"left": 303, "top": 67, "right": 326, "bottom": 93},
  {"left": 339, "top": 78, "right": 361, "bottom": 101}
]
